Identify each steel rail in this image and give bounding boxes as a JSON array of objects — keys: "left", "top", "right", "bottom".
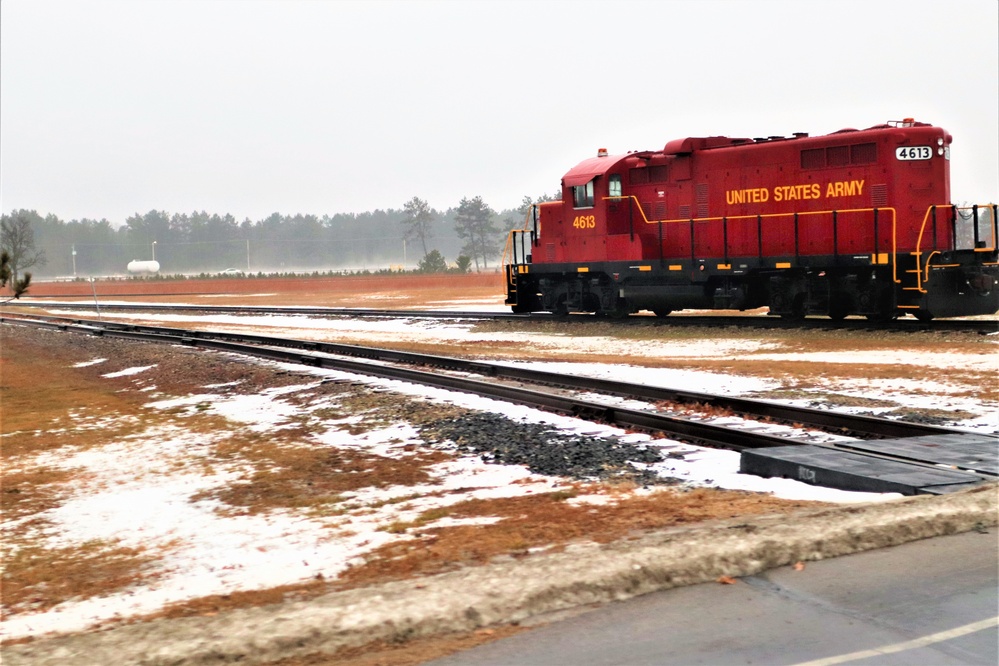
[
  {"left": 2, "top": 301, "right": 514, "bottom": 320},
  {"left": 2, "top": 315, "right": 804, "bottom": 452},
  {"left": 4, "top": 300, "right": 996, "bottom": 333},
  {"left": 6, "top": 314, "right": 996, "bottom": 481},
  {"left": 5, "top": 312, "right": 995, "bottom": 444}
]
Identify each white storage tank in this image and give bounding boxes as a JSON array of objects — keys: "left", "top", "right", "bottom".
[{"left": 127, "top": 260, "right": 161, "bottom": 274}]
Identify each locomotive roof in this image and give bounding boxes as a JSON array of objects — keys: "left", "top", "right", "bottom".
[
  {"left": 562, "top": 154, "right": 622, "bottom": 186},
  {"left": 561, "top": 120, "right": 940, "bottom": 186}
]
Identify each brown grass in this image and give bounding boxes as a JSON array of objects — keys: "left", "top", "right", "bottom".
[
  {"left": 1, "top": 540, "right": 161, "bottom": 616},
  {"left": 2, "top": 276, "right": 993, "bottom": 660},
  {"left": 162, "top": 324, "right": 995, "bottom": 407},
  {"left": 0, "top": 323, "right": 817, "bottom": 631},
  {"left": 1, "top": 467, "right": 76, "bottom": 523},
  {"left": 261, "top": 625, "right": 529, "bottom": 666},
  {"left": 0, "top": 329, "right": 149, "bottom": 458},
  {"left": 338, "top": 487, "right": 817, "bottom": 588},
  {"left": 117, "top": 484, "right": 814, "bottom": 631},
  {"left": 194, "top": 434, "right": 451, "bottom": 517}
]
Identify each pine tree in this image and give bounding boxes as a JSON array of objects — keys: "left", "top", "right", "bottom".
[
  {"left": 401, "top": 197, "right": 436, "bottom": 258},
  {"left": 1, "top": 250, "right": 31, "bottom": 299},
  {"left": 453, "top": 196, "right": 499, "bottom": 271}
]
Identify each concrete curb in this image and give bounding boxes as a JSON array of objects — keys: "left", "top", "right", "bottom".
[{"left": 5, "top": 484, "right": 997, "bottom": 666}]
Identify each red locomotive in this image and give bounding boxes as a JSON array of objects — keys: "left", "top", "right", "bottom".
[{"left": 504, "top": 119, "right": 998, "bottom": 321}]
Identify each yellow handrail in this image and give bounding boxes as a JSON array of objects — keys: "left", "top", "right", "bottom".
[
  {"left": 910, "top": 203, "right": 997, "bottom": 292},
  {"left": 605, "top": 196, "right": 899, "bottom": 281},
  {"left": 501, "top": 202, "right": 559, "bottom": 268},
  {"left": 910, "top": 205, "right": 948, "bottom": 293},
  {"left": 504, "top": 197, "right": 997, "bottom": 299}
]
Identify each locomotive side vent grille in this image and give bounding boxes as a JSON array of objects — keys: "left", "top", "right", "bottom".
[
  {"left": 653, "top": 202, "right": 667, "bottom": 220},
  {"left": 851, "top": 142, "right": 877, "bottom": 164},
  {"left": 695, "top": 184, "right": 709, "bottom": 219},
  {"left": 649, "top": 165, "right": 669, "bottom": 183},
  {"left": 801, "top": 142, "right": 877, "bottom": 169},
  {"left": 546, "top": 243, "right": 556, "bottom": 261},
  {"left": 629, "top": 168, "right": 649, "bottom": 185},
  {"left": 827, "top": 145, "right": 850, "bottom": 167},
  {"left": 679, "top": 205, "right": 691, "bottom": 219},
  {"left": 871, "top": 184, "right": 888, "bottom": 207},
  {"left": 801, "top": 148, "right": 825, "bottom": 169}
]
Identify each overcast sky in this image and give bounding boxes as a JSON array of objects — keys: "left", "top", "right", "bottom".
[{"left": 1, "top": 0, "right": 996, "bottom": 224}]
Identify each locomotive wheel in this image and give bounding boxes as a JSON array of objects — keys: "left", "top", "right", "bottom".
[
  {"left": 602, "top": 304, "right": 631, "bottom": 319},
  {"left": 780, "top": 294, "right": 807, "bottom": 320},
  {"left": 552, "top": 295, "right": 569, "bottom": 317},
  {"left": 511, "top": 302, "right": 533, "bottom": 314},
  {"left": 914, "top": 309, "right": 934, "bottom": 322},
  {"left": 653, "top": 309, "right": 672, "bottom": 318},
  {"left": 859, "top": 284, "right": 895, "bottom": 322},
  {"left": 827, "top": 298, "right": 850, "bottom": 321}
]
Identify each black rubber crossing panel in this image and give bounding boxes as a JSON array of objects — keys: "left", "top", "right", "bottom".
[
  {"left": 833, "top": 434, "right": 999, "bottom": 475},
  {"left": 740, "top": 445, "right": 986, "bottom": 495}
]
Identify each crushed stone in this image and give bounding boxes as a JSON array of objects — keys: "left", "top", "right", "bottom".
[{"left": 419, "top": 412, "right": 670, "bottom": 485}]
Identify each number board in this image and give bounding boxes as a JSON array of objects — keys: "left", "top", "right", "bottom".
[{"left": 895, "top": 146, "right": 932, "bottom": 161}]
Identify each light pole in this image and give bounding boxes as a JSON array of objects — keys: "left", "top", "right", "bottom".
[
  {"left": 151, "top": 241, "right": 157, "bottom": 262},
  {"left": 246, "top": 239, "right": 250, "bottom": 272},
  {"left": 72, "top": 244, "right": 77, "bottom": 276}
]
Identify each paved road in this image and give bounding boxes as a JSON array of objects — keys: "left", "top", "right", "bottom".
[{"left": 429, "top": 530, "right": 998, "bottom": 666}]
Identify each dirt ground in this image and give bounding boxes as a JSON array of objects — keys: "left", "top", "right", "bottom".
[
  {"left": 6, "top": 272, "right": 505, "bottom": 308},
  {"left": 2, "top": 273, "right": 996, "bottom": 665},
  {"left": 0, "top": 274, "right": 816, "bottom": 665}
]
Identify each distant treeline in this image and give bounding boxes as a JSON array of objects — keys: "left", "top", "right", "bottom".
[{"left": 8, "top": 197, "right": 553, "bottom": 278}]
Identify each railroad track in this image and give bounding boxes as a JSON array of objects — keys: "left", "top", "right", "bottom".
[
  {"left": 5, "top": 300, "right": 998, "bottom": 333},
  {"left": 0, "top": 312, "right": 971, "bottom": 440},
  {"left": 4, "top": 312, "right": 996, "bottom": 496}
]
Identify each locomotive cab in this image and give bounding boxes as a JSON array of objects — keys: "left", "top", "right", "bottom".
[{"left": 546, "top": 151, "right": 646, "bottom": 266}]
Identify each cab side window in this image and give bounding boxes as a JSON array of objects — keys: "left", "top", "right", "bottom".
[
  {"left": 608, "top": 174, "right": 622, "bottom": 198},
  {"left": 573, "top": 180, "right": 595, "bottom": 208}
]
